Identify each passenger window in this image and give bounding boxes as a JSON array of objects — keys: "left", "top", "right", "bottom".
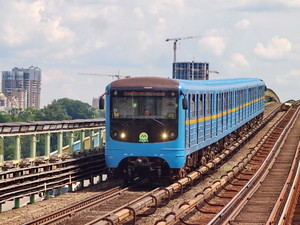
[{"left": 200, "top": 94, "right": 203, "bottom": 117}]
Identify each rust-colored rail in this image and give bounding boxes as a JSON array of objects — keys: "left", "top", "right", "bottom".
[
  {"left": 210, "top": 105, "right": 300, "bottom": 224},
  {"left": 153, "top": 104, "right": 298, "bottom": 225},
  {"left": 24, "top": 186, "right": 124, "bottom": 225},
  {"left": 277, "top": 141, "right": 300, "bottom": 225}
]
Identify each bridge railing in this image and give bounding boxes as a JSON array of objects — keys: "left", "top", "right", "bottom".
[{"left": 0, "top": 119, "right": 106, "bottom": 171}]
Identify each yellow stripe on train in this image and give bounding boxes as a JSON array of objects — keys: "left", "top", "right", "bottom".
[{"left": 185, "top": 96, "right": 264, "bottom": 125}]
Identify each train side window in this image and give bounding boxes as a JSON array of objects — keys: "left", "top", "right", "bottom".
[
  {"left": 210, "top": 93, "right": 213, "bottom": 116},
  {"left": 206, "top": 94, "right": 210, "bottom": 116},
  {"left": 204, "top": 94, "right": 206, "bottom": 116},
  {"left": 192, "top": 94, "right": 196, "bottom": 118},
  {"left": 200, "top": 94, "right": 203, "bottom": 117},
  {"left": 216, "top": 93, "right": 219, "bottom": 115},
  {"left": 221, "top": 92, "right": 223, "bottom": 113}
]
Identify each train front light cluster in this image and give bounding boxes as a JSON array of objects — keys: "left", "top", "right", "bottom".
[
  {"left": 161, "top": 131, "right": 176, "bottom": 140},
  {"left": 120, "top": 132, "right": 126, "bottom": 139},
  {"left": 112, "top": 131, "right": 126, "bottom": 140},
  {"left": 162, "top": 132, "right": 168, "bottom": 140}
]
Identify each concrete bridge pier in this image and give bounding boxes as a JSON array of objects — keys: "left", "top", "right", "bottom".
[
  {"left": 30, "top": 134, "right": 37, "bottom": 161},
  {"left": 14, "top": 136, "right": 21, "bottom": 166},
  {"left": 90, "top": 130, "right": 95, "bottom": 149},
  {"left": 57, "top": 132, "right": 63, "bottom": 156},
  {"left": 69, "top": 131, "right": 74, "bottom": 154}
]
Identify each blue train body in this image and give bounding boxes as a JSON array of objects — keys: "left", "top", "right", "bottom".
[{"left": 103, "top": 77, "right": 265, "bottom": 179}]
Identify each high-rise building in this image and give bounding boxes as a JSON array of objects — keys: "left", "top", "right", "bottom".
[
  {"left": 173, "top": 62, "right": 209, "bottom": 80},
  {"left": 1, "top": 66, "right": 41, "bottom": 109}
]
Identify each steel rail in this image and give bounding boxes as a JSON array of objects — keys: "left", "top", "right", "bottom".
[
  {"left": 208, "top": 105, "right": 299, "bottom": 225},
  {"left": 23, "top": 186, "right": 124, "bottom": 225},
  {"left": 276, "top": 141, "right": 300, "bottom": 224},
  {"left": 0, "top": 154, "right": 106, "bottom": 203},
  {"left": 153, "top": 104, "right": 288, "bottom": 225},
  {"left": 266, "top": 116, "right": 300, "bottom": 224}
]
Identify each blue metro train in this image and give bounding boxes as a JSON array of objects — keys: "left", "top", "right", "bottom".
[{"left": 100, "top": 77, "right": 265, "bottom": 180}]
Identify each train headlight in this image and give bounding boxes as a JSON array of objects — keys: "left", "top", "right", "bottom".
[
  {"left": 120, "top": 132, "right": 126, "bottom": 139},
  {"left": 162, "top": 132, "right": 168, "bottom": 140},
  {"left": 170, "top": 132, "right": 175, "bottom": 138}
]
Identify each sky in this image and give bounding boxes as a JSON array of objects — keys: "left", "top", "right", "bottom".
[{"left": 0, "top": 0, "right": 299, "bottom": 107}]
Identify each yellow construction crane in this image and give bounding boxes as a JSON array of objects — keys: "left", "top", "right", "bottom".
[
  {"left": 166, "top": 35, "right": 201, "bottom": 63},
  {"left": 77, "top": 72, "right": 130, "bottom": 79}
]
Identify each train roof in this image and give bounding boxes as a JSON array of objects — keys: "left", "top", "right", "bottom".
[
  {"left": 110, "top": 77, "right": 179, "bottom": 90},
  {"left": 178, "top": 78, "right": 265, "bottom": 91},
  {"left": 108, "top": 77, "right": 265, "bottom": 91}
]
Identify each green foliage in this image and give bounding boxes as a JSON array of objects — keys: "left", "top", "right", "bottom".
[
  {"left": 56, "top": 98, "right": 99, "bottom": 119},
  {"left": 0, "top": 98, "right": 104, "bottom": 123}
]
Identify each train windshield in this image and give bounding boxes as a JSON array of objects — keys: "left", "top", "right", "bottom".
[
  {"left": 110, "top": 90, "right": 178, "bottom": 143},
  {"left": 111, "top": 91, "right": 178, "bottom": 120}
]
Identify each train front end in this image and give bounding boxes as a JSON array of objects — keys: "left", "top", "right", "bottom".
[{"left": 103, "top": 77, "right": 186, "bottom": 181}]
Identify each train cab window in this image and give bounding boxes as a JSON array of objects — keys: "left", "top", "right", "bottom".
[
  {"left": 110, "top": 90, "right": 179, "bottom": 143},
  {"left": 111, "top": 91, "right": 178, "bottom": 120}
]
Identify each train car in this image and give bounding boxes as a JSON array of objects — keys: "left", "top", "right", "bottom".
[{"left": 100, "top": 77, "right": 265, "bottom": 180}]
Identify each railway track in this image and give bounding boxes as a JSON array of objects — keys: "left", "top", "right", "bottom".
[
  {"left": 154, "top": 104, "right": 299, "bottom": 224},
  {"left": 25, "top": 181, "right": 161, "bottom": 225},
  {"left": 21, "top": 104, "right": 282, "bottom": 225},
  {"left": 219, "top": 105, "right": 299, "bottom": 224},
  {"left": 0, "top": 152, "right": 105, "bottom": 203}
]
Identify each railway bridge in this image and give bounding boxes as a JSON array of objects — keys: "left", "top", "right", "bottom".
[{"left": 1, "top": 92, "right": 300, "bottom": 224}]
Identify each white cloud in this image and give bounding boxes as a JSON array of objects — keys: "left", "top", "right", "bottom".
[
  {"left": 254, "top": 36, "right": 292, "bottom": 59},
  {"left": 199, "top": 36, "right": 226, "bottom": 56},
  {"left": 291, "top": 70, "right": 300, "bottom": 77},
  {"left": 232, "top": 53, "right": 249, "bottom": 66},
  {"left": 133, "top": 7, "right": 144, "bottom": 18},
  {"left": 41, "top": 17, "right": 76, "bottom": 43},
  {"left": 150, "top": 0, "right": 185, "bottom": 14},
  {"left": 235, "top": 19, "right": 251, "bottom": 29}
]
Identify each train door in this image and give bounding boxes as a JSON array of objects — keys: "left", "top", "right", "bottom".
[
  {"left": 229, "top": 91, "right": 232, "bottom": 128},
  {"left": 199, "top": 94, "right": 204, "bottom": 143},
  {"left": 205, "top": 93, "right": 210, "bottom": 141},
  {"left": 216, "top": 93, "right": 219, "bottom": 136},
  {"left": 255, "top": 86, "right": 258, "bottom": 113},
  {"left": 251, "top": 88, "right": 253, "bottom": 115},
  {"left": 190, "top": 94, "right": 197, "bottom": 147},
  {"left": 248, "top": 88, "right": 250, "bottom": 116},
  {"left": 210, "top": 93, "right": 215, "bottom": 139},
  {"left": 221, "top": 92, "right": 224, "bottom": 132},
  {"left": 237, "top": 90, "right": 242, "bottom": 123},
  {"left": 185, "top": 94, "right": 190, "bottom": 149},
  {"left": 234, "top": 90, "right": 237, "bottom": 126},
  {"left": 246, "top": 88, "right": 249, "bottom": 119},
  {"left": 241, "top": 89, "right": 244, "bottom": 122},
  {"left": 225, "top": 92, "right": 229, "bottom": 131}
]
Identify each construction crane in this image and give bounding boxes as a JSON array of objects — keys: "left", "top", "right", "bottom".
[
  {"left": 78, "top": 72, "right": 130, "bottom": 79},
  {"left": 165, "top": 35, "right": 201, "bottom": 63}
]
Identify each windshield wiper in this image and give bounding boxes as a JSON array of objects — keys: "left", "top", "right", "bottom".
[{"left": 146, "top": 115, "right": 164, "bottom": 126}]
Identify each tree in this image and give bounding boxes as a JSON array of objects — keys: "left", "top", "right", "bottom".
[
  {"left": 17, "top": 107, "right": 41, "bottom": 121},
  {"left": 56, "top": 98, "right": 99, "bottom": 119},
  {"left": 40, "top": 100, "right": 71, "bottom": 121}
]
